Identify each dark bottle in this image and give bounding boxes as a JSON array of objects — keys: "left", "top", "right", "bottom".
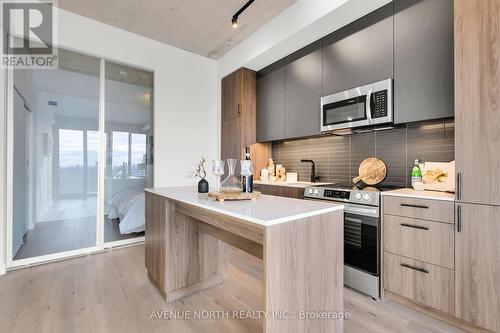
[{"left": 244, "top": 146, "right": 253, "bottom": 193}]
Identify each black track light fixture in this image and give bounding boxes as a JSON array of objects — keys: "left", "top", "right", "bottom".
[{"left": 231, "top": 0, "right": 255, "bottom": 28}]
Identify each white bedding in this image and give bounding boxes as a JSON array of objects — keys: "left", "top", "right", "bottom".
[{"left": 105, "top": 189, "right": 145, "bottom": 234}]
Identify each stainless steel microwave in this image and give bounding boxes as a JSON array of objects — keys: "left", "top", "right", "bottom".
[{"left": 320, "top": 79, "right": 393, "bottom": 132}]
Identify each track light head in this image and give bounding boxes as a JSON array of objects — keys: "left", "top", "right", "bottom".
[{"left": 231, "top": 0, "right": 254, "bottom": 28}]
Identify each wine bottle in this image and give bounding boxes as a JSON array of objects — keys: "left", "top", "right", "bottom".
[{"left": 244, "top": 146, "right": 253, "bottom": 193}]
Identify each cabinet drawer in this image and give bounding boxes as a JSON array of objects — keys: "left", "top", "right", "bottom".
[
  {"left": 383, "top": 215, "right": 454, "bottom": 269},
  {"left": 383, "top": 196, "right": 454, "bottom": 223},
  {"left": 383, "top": 252, "right": 454, "bottom": 315}
]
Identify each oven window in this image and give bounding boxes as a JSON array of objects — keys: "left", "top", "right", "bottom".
[
  {"left": 344, "top": 212, "right": 379, "bottom": 275},
  {"left": 323, "top": 95, "right": 366, "bottom": 126}
]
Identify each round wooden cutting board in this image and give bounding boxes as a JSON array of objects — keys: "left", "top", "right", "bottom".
[{"left": 353, "top": 157, "right": 387, "bottom": 185}]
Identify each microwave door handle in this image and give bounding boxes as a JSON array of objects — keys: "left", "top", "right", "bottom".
[{"left": 366, "top": 90, "right": 373, "bottom": 123}]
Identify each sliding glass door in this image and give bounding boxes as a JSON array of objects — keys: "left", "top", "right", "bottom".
[
  {"left": 9, "top": 48, "right": 154, "bottom": 265},
  {"left": 11, "top": 50, "right": 100, "bottom": 261},
  {"left": 103, "top": 61, "right": 153, "bottom": 244}
]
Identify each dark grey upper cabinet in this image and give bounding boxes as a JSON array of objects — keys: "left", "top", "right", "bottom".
[
  {"left": 257, "top": 60, "right": 285, "bottom": 142},
  {"left": 394, "top": 0, "right": 454, "bottom": 124},
  {"left": 322, "top": 3, "right": 394, "bottom": 96},
  {"left": 284, "top": 41, "right": 323, "bottom": 138}
]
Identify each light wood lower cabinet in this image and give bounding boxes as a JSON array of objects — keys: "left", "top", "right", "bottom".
[
  {"left": 383, "top": 196, "right": 454, "bottom": 224},
  {"left": 384, "top": 215, "right": 455, "bottom": 269},
  {"left": 384, "top": 252, "right": 455, "bottom": 315},
  {"left": 455, "top": 203, "right": 500, "bottom": 333}
]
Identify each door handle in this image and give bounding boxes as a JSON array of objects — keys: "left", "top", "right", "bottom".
[
  {"left": 366, "top": 91, "right": 373, "bottom": 123},
  {"left": 456, "top": 204, "right": 462, "bottom": 233},
  {"left": 401, "top": 263, "right": 429, "bottom": 274},
  {"left": 400, "top": 203, "right": 429, "bottom": 209},
  {"left": 456, "top": 172, "right": 461, "bottom": 201},
  {"left": 400, "top": 223, "right": 429, "bottom": 231}
]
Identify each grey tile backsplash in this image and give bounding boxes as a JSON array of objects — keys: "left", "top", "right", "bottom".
[{"left": 271, "top": 120, "right": 455, "bottom": 187}]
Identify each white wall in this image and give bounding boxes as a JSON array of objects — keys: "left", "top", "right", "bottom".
[{"left": 0, "top": 8, "right": 218, "bottom": 272}]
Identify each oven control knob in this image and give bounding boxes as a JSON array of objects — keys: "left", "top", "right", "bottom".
[
  {"left": 355, "top": 193, "right": 362, "bottom": 200},
  {"left": 308, "top": 188, "right": 314, "bottom": 194},
  {"left": 363, "top": 194, "right": 371, "bottom": 201},
  {"left": 313, "top": 189, "right": 320, "bottom": 195}
]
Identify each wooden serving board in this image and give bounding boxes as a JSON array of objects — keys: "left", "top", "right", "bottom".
[
  {"left": 353, "top": 157, "right": 387, "bottom": 185},
  {"left": 208, "top": 191, "right": 261, "bottom": 202}
]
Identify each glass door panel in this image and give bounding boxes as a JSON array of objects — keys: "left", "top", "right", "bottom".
[
  {"left": 11, "top": 49, "right": 100, "bottom": 260},
  {"left": 104, "top": 61, "right": 153, "bottom": 243},
  {"left": 58, "top": 129, "right": 84, "bottom": 195}
]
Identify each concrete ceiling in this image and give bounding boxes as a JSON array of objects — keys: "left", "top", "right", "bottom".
[{"left": 57, "top": 0, "right": 298, "bottom": 59}]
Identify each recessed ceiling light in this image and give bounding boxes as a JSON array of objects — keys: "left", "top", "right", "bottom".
[{"left": 231, "top": 0, "right": 254, "bottom": 28}]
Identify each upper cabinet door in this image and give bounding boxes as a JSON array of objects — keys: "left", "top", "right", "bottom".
[
  {"left": 455, "top": 203, "right": 500, "bottom": 332},
  {"left": 257, "top": 61, "right": 285, "bottom": 142},
  {"left": 394, "top": 0, "right": 454, "bottom": 124},
  {"left": 322, "top": 3, "right": 394, "bottom": 96},
  {"left": 455, "top": 0, "right": 500, "bottom": 206},
  {"left": 284, "top": 41, "right": 323, "bottom": 139},
  {"left": 222, "top": 70, "right": 242, "bottom": 121}
]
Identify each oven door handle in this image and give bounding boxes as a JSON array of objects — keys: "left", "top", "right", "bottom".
[{"left": 344, "top": 204, "right": 379, "bottom": 218}]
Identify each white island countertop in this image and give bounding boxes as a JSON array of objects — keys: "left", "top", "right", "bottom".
[{"left": 146, "top": 186, "right": 343, "bottom": 226}]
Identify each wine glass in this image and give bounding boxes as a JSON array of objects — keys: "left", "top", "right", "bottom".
[
  {"left": 240, "top": 160, "right": 254, "bottom": 177},
  {"left": 212, "top": 160, "right": 225, "bottom": 193}
]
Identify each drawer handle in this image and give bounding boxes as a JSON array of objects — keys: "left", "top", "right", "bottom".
[
  {"left": 401, "top": 263, "right": 429, "bottom": 274},
  {"left": 400, "top": 223, "right": 429, "bottom": 231},
  {"left": 400, "top": 203, "right": 429, "bottom": 209}
]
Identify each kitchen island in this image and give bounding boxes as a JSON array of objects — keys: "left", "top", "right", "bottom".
[{"left": 145, "top": 186, "right": 344, "bottom": 333}]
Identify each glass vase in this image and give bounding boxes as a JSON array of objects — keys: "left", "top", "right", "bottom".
[{"left": 220, "top": 159, "right": 242, "bottom": 192}]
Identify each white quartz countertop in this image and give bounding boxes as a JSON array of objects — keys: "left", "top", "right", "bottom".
[
  {"left": 254, "top": 180, "right": 332, "bottom": 188},
  {"left": 381, "top": 188, "right": 455, "bottom": 202},
  {"left": 146, "top": 186, "right": 343, "bottom": 226}
]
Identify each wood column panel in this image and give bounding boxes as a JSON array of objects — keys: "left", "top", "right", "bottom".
[{"left": 264, "top": 210, "right": 344, "bottom": 333}]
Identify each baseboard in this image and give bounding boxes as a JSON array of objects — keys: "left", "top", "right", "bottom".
[{"left": 384, "top": 291, "right": 492, "bottom": 333}]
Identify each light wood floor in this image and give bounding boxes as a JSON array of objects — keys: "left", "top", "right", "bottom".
[{"left": 0, "top": 244, "right": 467, "bottom": 333}]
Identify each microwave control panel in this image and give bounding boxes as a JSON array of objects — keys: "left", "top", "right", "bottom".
[{"left": 372, "top": 90, "right": 388, "bottom": 118}]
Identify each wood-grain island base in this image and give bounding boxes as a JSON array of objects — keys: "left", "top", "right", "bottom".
[{"left": 145, "top": 191, "right": 344, "bottom": 333}]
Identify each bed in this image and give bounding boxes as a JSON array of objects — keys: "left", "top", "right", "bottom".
[{"left": 105, "top": 189, "right": 145, "bottom": 234}]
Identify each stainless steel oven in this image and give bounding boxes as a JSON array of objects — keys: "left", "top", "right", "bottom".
[
  {"left": 343, "top": 203, "right": 380, "bottom": 299},
  {"left": 304, "top": 184, "right": 382, "bottom": 299},
  {"left": 320, "top": 78, "right": 393, "bottom": 132}
]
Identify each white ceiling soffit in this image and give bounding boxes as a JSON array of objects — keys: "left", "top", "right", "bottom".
[
  {"left": 57, "top": 0, "right": 298, "bottom": 60},
  {"left": 217, "top": 0, "right": 393, "bottom": 77}
]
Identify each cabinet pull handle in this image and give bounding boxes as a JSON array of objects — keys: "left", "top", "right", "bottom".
[
  {"left": 237, "top": 104, "right": 242, "bottom": 116},
  {"left": 401, "top": 263, "right": 429, "bottom": 274},
  {"left": 400, "top": 223, "right": 429, "bottom": 230},
  {"left": 400, "top": 203, "right": 429, "bottom": 209},
  {"left": 456, "top": 204, "right": 462, "bottom": 233},
  {"left": 456, "top": 172, "right": 461, "bottom": 201}
]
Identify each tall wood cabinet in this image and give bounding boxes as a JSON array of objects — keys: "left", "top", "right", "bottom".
[
  {"left": 221, "top": 68, "right": 271, "bottom": 178},
  {"left": 454, "top": 0, "right": 500, "bottom": 332},
  {"left": 221, "top": 68, "right": 257, "bottom": 161},
  {"left": 454, "top": 0, "right": 500, "bottom": 206},
  {"left": 455, "top": 204, "right": 500, "bottom": 332}
]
